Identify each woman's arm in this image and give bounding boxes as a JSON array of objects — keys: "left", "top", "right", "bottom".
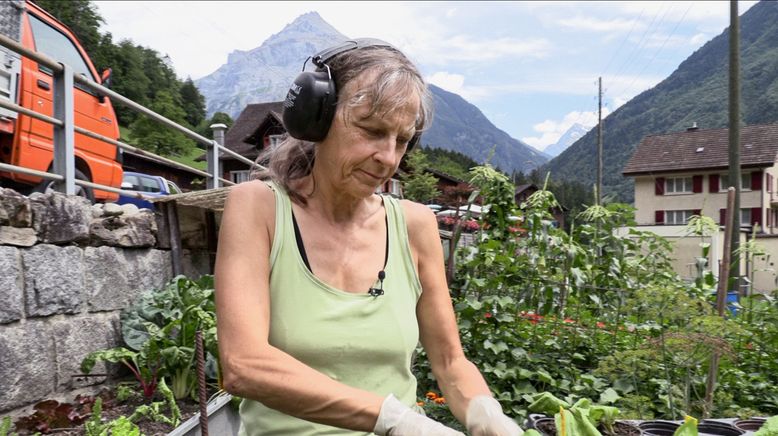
[
  {"left": 403, "top": 201, "right": 492, "bottom": 422},
  {"left": 405, "top": 201, "right": 522, "bottom": 436},
  {"left": 215, "top": 181, "right": 384, "bottom": 430}
]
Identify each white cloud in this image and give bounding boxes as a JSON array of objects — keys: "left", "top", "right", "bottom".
[
  {"left": 409, "top": 35, "right": 553, "bottom": 66},
  {"left": 557, "top": 16, "right": 645, "bottom": 32},
  {"left": 426, "top": 72, "right": 492, "bottom": 101},
  {"left": 690, "top": 33, "right": 708, "bottom": 46},
  {"left": 522, "top": 109, "right": 607, "bottom": 150}
]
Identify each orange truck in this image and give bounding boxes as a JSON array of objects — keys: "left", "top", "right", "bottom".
[{"left": 0, "top": 0, "right": 122, "bottom": 202}]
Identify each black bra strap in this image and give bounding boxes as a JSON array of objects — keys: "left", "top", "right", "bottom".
[
  {"left": 292, "top": 211, "right": 312, "bottom": 272},
  {"left": 291, "top": 203, "right": 389, "bottom": 274},
  {"left": 382, "top": 210, "right": 389, "bottom": 270}
]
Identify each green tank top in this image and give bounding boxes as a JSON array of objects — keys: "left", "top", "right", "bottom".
[{"left": 238, "top": 183, "right": 423, "bottom": 435}]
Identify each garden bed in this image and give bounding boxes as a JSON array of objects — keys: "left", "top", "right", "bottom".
[{"left": 6, "top": 383, "right": 225, "bottom": 435}]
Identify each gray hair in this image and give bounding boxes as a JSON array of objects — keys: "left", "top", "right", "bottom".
[{"left": 253, "top": 44, "right": 433, "bottom": 204}]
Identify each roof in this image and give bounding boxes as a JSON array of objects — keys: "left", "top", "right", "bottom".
[
  {"left": 224, "top": 101, "right": 285, "bottom": 157},
  {"left": 515, "top": 184, "right": 538, "bottom": 194},
  {"left": 622, "top": 123, "right": 778, "bottom": 175},
  {"left": 123, "top": 149, "right": 205, "bottom": 177},
  {"left": 425, "top": 167, "right": 467, "bottom": 184},
  {"left": 153, "top": 186, "right": 233, "bottom": 211}
]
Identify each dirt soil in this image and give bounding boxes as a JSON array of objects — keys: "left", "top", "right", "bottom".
[
  {"left": 536, "top": 419, "right": 642, "bottom": 436},
  {"left": 9, "top": 386, "right": 216, "bottom": 436}
]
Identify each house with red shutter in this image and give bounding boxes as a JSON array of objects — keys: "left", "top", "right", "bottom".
[{"left": 622, "top": 123, "right": 778, "bottom": 233}]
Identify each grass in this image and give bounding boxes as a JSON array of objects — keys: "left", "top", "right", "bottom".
[{"left": 118, "top": 126, "right": 207, "bottom": 171}]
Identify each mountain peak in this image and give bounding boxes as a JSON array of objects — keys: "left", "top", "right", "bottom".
[{"left": 264, "top": 11, "right": 347, "bottom": 47}]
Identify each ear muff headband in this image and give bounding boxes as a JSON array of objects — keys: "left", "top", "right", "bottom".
[{"left": 282, "top": 38, "right": 421, "bottom": 149}]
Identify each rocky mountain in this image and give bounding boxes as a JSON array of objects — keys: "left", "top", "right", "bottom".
[
  {"left": 195, "top": 12, "right": 546, "bottom": 173},
  {"left": 543, "top": 123, "right": 589, "bottom": 157},
  {"left": 545, "top": 0, "right": 778, "bottom": 202},
  {"left": 423, "top": 85, "right": 547, "bottom": 172}
]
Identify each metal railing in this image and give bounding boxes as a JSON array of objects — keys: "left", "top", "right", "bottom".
[{"left": 0, "top": 32, "right": 263, "bottom": 200}]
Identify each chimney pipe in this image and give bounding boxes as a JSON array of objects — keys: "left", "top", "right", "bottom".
[{"left": 687, "top": 121, "right": 699, "bottom": 132}]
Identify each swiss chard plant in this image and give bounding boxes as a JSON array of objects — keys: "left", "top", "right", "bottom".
[{"left": 83, "top": 275, "right": 219, "bottom": 400}]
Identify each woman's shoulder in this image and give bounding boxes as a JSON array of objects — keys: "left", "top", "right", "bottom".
[
  {"left": 398, "top": 199, "right": 437, "bottom": 232},
  {"left": 224, "top": 180, "right": 276, "bottom": 216}
]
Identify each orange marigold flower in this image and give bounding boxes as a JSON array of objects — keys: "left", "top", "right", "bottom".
[
  {"left": 563, "top": 318, "right": 575, "bottom": 324},
  {"left": 434, "top": 397, "right": 446, "bottom": 404},
  {"left": 426, "top": 392, "right": 438, "bottom": 400}
]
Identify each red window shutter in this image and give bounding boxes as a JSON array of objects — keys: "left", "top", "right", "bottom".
[
  {"left": 709, "top": 174, "right": 719, "bottom": 192},
  {"left": 752, "top": 171, "right": 763, "bottom": 190},
  {"left": 655, "top": 177, "right": 665, "bottom": 195},
  {"left": 692, "top": 175, "right": 702, "bottom": 193},
  {"left": 655, "top": 210, "right": 664, "bottom": 224},
  {"left": 751, "top": 207, "right": 761, "bottom": 226},
  {"left": 720, "top": 208, "right": 726, "bottom": 225}
]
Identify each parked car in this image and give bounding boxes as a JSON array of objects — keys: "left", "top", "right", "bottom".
[{"left": 115, "top": 171, "right": 181, "bottom": 210}]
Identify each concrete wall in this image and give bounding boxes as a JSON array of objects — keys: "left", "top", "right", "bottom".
[{"left": 0, "top": 189, "right": 211, "bottom": 413}]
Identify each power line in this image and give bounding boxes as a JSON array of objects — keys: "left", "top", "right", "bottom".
[
  {"left": 616, "top": 1, "right": 694, "bottom": 101},
  {"left": 606, "top": 2, "right": 673, "bottom": 98},
  {"left": 599, "top": 5, "right": 647, "bottom": 78}
]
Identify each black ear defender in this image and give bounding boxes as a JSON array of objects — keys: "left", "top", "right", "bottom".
[{"left": 282, "top": 38, "right": 422, "bottom": 149}]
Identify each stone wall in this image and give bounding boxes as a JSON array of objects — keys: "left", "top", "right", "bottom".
[{"left": 0, "top": 189, "right": 211, "bottom": 413}]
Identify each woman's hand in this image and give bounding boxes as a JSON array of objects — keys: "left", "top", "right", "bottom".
[
  {"left": 466, "top": 396, "right": 524, "bottom": 436},
  {"left": 374, "top": 394, "right": 464, "bottom": 436}
]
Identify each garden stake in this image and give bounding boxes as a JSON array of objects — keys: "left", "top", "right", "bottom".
[
  {"left": 196, "top": 329, "right": 208, "bottom": 436},
  {"left": 704, "top": 187, "right": 735, "bottom": 418}
]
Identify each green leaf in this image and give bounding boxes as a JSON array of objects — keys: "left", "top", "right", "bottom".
[
  {"left": 527, "top": 392, "right": 570, "bottom": 416},
  {"left": 81, "top": 348, "right": 136, "bottom": 373},
  {"left": 673, "top": 416, "right": 698, "bottom": 436},
  {"left": 535, "top": 369, "right": 553, "bottom": 384},
  {"left": 598, "top": 388, "right": 621, "bottom": 405},
  {"left": 754, "top": 415, "right": 778, "bottom": 436},
  {"left": 612, "top": 378, "right": 634, "bottom": 394}
]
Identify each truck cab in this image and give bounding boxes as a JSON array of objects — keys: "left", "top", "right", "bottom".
[{"left": 0, "top": 0, "right": 122, "bottom": 201}]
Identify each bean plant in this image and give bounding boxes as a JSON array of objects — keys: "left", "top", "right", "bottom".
[{"left": 413, "top": 165, "right": 778, "bottom": 422}]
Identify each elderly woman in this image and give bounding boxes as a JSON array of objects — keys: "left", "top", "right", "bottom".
[{"left": 215, "top": 38, "right": 522, "bottom": 436}]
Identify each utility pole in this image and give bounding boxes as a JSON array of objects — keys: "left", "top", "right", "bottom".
[
  {"left": 597, "top": 77, "right": 603, "bottom": 205},
  {"left": 728, "top": 0, "right": 741, "bottom": 289}
]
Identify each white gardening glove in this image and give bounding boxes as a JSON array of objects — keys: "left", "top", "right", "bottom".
[
  {"left": 374, "top": 394, "right": 465, "bottom": 436},
  {"left": 466, "top": 395, "right": 523, "bottom": 436}
]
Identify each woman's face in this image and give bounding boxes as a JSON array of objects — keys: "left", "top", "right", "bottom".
[{"left": 317, "top": 77, "right": 420, "bottom": 198}]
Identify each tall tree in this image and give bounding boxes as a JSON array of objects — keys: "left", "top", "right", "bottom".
[
  {"left": 129, "top": 91, "right": 194, "bottom": 156},
  {"left": 196, "top": 112, "right": 234, "bottom": 140},
  {"left": 180, "top": 78, "right": 206, "bottom": 128},
  {"left": 402, "top": 149, "right": 441, "bottom": 203},
  {"left": 34, "top": 0, "right": 103, "bottom": 59}
]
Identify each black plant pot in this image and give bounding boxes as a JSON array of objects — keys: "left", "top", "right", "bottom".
[
  {"left": 529, "top": 416, "right": 643, "bottom": 435},
  {"left": 638, "top": 420, "right": 680, "bottom": 436},
  {"left": 698, "top": 420, "right": 744, "bottom": 435},
  {"left": 733, "top": 418, "right": 765, "bottom": 432}
]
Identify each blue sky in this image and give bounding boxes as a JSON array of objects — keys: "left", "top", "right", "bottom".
[{"left": 94, "top": 1, "right": 757, "bottom": 152}]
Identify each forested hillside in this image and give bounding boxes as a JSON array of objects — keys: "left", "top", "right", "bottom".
[
  {"left": 546, "top": 0, "right": 778, "bottom": 203},
  {"left": 35, "top": 0, "right": 231, "bottom": 157}
]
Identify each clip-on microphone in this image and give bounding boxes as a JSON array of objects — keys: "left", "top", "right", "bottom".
[{"left": 368, "top": 270, "right": 386, "bottom": 297}]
